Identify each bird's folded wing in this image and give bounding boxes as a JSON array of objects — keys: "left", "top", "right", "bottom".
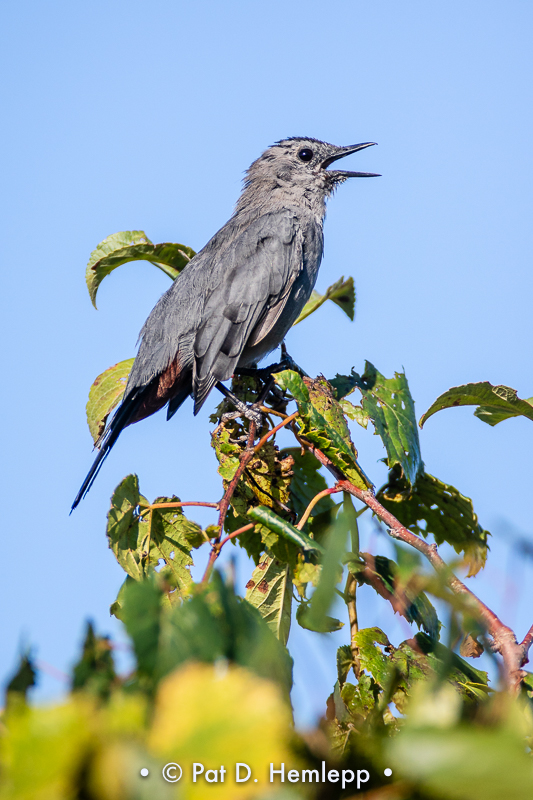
[{"left": 192, "top": 210, "right": 304, "bottom": 411}]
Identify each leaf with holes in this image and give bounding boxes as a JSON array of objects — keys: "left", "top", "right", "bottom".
[
  {"left": 337, "top": 645, "right": 354, "bottom": 687},
  {"left": 106, "top": 475, "right": 201, "bottom": 596},
  {"left": 420, "top": 381, "right": 533, "bottom": 428},
  {"left": 293, "top": 276, "right": 355, "bottom": 325},
  {"left": 354, "top": 362, "right": 422, "bottom": 487},
  {"left": 86, "top": 358, "right": 134, "bottom": 443},
  {"left": 245, "top": 554, "right": 292, "bottom": 645},
  {"left": 86, "top": 230, "right": 195, "bottom": 307},
  {"left": 378, "top": 470, "right": 489, "bottom": 576},
  {"left": 274, "top": 371, "right": 372, "bottom": 490},
  {"left": 212, "top": 418, "right": 295, "bottom": 564}
]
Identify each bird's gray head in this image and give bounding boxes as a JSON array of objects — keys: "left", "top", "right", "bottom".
[{"left": 235, "top": 137, "right": 379, "bottom": 218}]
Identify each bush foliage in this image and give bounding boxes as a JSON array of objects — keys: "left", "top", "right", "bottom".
[{"left": 3, "top": 232, "right": 533, "bottom": 799}]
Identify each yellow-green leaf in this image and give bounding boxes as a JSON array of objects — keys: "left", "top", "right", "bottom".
[{"left": 86, "top": 358, "right": 134, "bottom": 444}]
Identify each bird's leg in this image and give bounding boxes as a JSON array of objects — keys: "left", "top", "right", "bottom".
[
  {"left": 215, "top": 382, "right": 263, "bottom": 427},
  {"left": 234, "top": 341, "right": 309, "bottom": 380}
]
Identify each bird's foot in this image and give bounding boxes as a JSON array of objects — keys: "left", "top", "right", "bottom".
[
  {"left": 216, "top": 382, "right": 264, "bottom": 427},
  {"left": 235, "top": 342, "right": 309, "bottom": 381}
]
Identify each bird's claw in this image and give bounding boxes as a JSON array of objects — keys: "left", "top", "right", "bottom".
[{"left": 220, "top": 398, "right": 263, "bottom": 427}]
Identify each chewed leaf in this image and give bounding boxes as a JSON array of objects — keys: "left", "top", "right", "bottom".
[
  {"left": 378, "top": 471, "right": 489, "bottom": 576},
  {"left": 355, "top": 362, "right": 423, "bottom": 487},
  {"left": 86, "top": 230, "right": 195, "bottom": 307},
  {"left": 293, "top": 276, "right": 355, "bottom": 325},
  {"left": 420, "top": 381, "right": 533, "bottom": 428},
  {"left": 106, "top": 475, "right": 202, "bottom": 597},
  {"left": 274, "top": 371, "right": 372, "bottom": 491},
  {"left": 86, "top": 358, "right": 134, "bottom": 443}
]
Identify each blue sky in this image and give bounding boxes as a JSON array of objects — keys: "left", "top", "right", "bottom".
[{"left": 2, "top": 1, "right": 533, "bottom": 725}]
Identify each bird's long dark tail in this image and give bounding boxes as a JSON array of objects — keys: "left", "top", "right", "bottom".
[{"left": 70, "top": 390, "right": 145, "bottom": 512}]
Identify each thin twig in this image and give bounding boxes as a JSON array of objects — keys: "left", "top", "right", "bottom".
[
  {"left": 148, "top": 501, "right": 219, "bottom": 510},
  {"left": 519, "top": 624, "right": 533, "bottom": 666},
  {"left": 345, "top": 572, "right": 361, "bottom": 678},
  {"left": 217, "top": 421, "right": 257, "bottom": 532},
  {"left": 203, "top": 421, "right": 258, "bottom": 584},
  {"left": 296, "top": 486, "right": 341, "bottom": 530},
  {"left": 217, "top": 523, "right": 255, "bottom": 551},
  {"left": 258, "top": 406, "right": 287, "bottom": 419},
  {"left": 253, "top": 411, "right": 299, "bottom": 454}
]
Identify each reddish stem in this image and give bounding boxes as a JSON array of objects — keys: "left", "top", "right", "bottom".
[
  {"left": 148, "top": 501, "right": 219, "bottom": 510},
  {"left": 296, "top": 485, "right": 341, "bottom": 530},
  {"left": 202, "top": 421, "right": 257, "bottom": 584},
  {"left": 298, "top": 436, "right": 527, "bottom": 692},
  {"left": 253, "top": 411, "right": 299, "bottom": 454},
  {"left": 218, "top": 523, "right": 255, "bottom": 550}
]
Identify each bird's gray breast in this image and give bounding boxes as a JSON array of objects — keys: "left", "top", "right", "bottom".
[{"left": 238, "top": 215, "right": 324, "bottom": 367}]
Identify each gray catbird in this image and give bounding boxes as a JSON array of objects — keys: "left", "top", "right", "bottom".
[{"left": 72, "top": 137, "right": 378, "bottom": 509}]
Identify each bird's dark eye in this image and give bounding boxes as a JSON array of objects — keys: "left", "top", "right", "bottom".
[{"left": 298, "top": 148, "right": 314, "bottom": 162}]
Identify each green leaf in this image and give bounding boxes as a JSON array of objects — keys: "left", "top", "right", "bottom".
[
  {"left": 281, "top": 446, "right": 335, "bottom": 525},
  {"left": 329, "top": 369, "right": 359, "bottom": 400},
  {"left": 121, "top": 573, "right": 163, "bottom": 680},
  {"left": 353, "top": 627, "right": 392, "bottom": 687},
  {"left": 358, "top": 554, "right": 440, "bottom": 639},
  {"left": 337, "top": 644, "right": 354, "bottom": 686},
  {"left": 305, "top": 502, "right": 353, "bottom": 631},
  {"left": 106, "top": 474, "right": 148, "bottom": 581},
  {"left": 212, "top": 416, "right": 294, "bottom": 563},
  {"left": 86, "top": 230, "right": 195, "bottom": 307},
  {"left": 274, "top": 371, "right": 372, "bottom": 490},
  {"left": 293, "top": 276, "right": 355, "bottom": 325},
  {"left": 121, "top": 572, "right": 293, "bottom": 693},
  {"left": 106, "top": 475, "right": 201, "bottom": 593},
  {"left": 296, "top": 604, "right": 344, "bottom": 632},
  {"left": 355, "top": 362, "right": 423, "bottom": 487},
  {"left": 340, "top": 399, "right": 370, "bottom": 428},
  {"left": 71, "top": 621, "right": 115, "bottom": 699},
  {"left": 247, "top": 506, "right": 325, "bottom": 554},
  {"left": 86, "top": 358, "right": 134, "bottom": 443},
  {"left": 386, "top": 702, "right": 533, "bottom": 800},
  {"left": 244, "top": 554, "right": 292, "bottom": 646},
  {"left": 378, "top": 470, "right": 489, "bottom": 576},
  {"left": 413, "top": 632, "right": 489, "bottom": 688},
  {"left": 420, "top": 381, "right": 533, "bottom": 428},
  {"left": 109, "top": 575, "right": 134, "bottom": 620},
  {"left": 140, "top": 496, "right": 204, "bottom": 599}
]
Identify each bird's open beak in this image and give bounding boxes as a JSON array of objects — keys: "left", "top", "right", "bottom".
[{"left": 321, "top": 142, "right": 380, "bottom": 177}]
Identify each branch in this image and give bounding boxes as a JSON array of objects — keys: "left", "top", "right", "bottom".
[
  {"left": 297, "top": 436, "right": 526, "bottom": 692},
  {"left": 148, "top": 501, "right": 219, "bottom": 510},
  {"left": 217, "top": 523, "right": 255, "bottom": 551},
  {"left": 296, "top": 486, "right": 341, "bottom": 530},
  {"left": 203, "top": 412, "right": 301, "bottom": 584},
  {"left": 345, "top": 572, "right": 361, "bottom": 678},
  {"left": 202, "top": 421, "right": 257, "bottom": 584},
  {"left": 253, "top": 411, "right": 299, "bottom": 454},
  {"left": 217, "top": 420, "right": 257, "bottom": 532},
  {"left": 519, "top": 624, "right": 533, "bottom": 667}
]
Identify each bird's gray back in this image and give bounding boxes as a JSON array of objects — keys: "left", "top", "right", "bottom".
[{"left": 125, "top": 205, "right": 323, "bottom": 401}]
